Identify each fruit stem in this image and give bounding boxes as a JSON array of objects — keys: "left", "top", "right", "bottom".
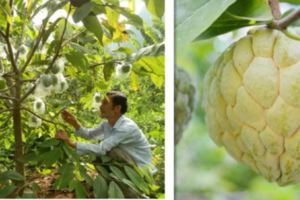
[
  {"left": 275, "top": 9, "right": 300, "bottom": 30},
  {"left": 268, "top": 0, "right": 281, "bottom": 21}
]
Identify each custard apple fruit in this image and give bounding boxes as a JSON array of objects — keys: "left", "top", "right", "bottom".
[
  {"left": 175, "top": 67, "right": 196, "bottom": 144},
  {"left": 203, "top": 28, "right": 300, "bottom": 185}
]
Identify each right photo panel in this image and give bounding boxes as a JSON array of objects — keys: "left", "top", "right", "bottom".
[{"left": 175, "top": 1, "right": 300, "bottom": 200}]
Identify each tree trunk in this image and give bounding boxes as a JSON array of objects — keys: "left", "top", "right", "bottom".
[{"left": 13, "top": 74, "right": 24, "bottom": 177}]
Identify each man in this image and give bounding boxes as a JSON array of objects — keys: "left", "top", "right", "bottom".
[{"left": 55, "top": 91, "right": 152, "bottom": 168}]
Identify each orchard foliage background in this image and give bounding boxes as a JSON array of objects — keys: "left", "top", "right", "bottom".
[
  {"left": 0, "top": 0, "right": 164, "bottom": 198},
  {"left": 176, "top": 0, "right": 300, "bottom": 200}
]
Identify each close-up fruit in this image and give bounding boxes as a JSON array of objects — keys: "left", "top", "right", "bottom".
[
  {"left": 41, "top": 74, "right": 53, "bottom": 88},
  {"left": 121, "top": 63, "right": 132, "bottom": 73},
  {"left": 175, "top": 67, "right": 196, "bottom": 144},
  {"left": 51, "top": 65, "right": 60, "bottom": 74},
  {"left": 94, "top": 92, "right": 101, "bottom": 103},
  {"left": 33, "top": 98, "right": 45, "bottom": 114},
  {"left": 51, "top": 74, "right": 58, "bottom": 86},
  {"left": 202, "top": 28, "right": 300, "bottom": 186}
]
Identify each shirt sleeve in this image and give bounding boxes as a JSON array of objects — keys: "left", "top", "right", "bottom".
[
  {"left": 75, "top": 128, "right": 132, "bottom": 156},
  {"left": 75, "top": 123, "right": 105, "bottom": 140}
]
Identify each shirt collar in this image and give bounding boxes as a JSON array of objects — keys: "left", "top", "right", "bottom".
[{"left": 112, "top": 115, "right": 125, "bottom": 129}]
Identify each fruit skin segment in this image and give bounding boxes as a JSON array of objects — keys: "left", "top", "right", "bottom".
[{"left": 202, "top": 28, "right": 300, "bottom": 186}]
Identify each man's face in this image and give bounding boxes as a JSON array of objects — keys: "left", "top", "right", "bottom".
[{"left": 99, "top": 95, "right": 115, "bottom": 119}]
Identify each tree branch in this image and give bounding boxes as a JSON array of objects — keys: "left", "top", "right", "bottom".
[
  {"left": 4, "top": 0, "right": 19, "bottom": 74},
  {"left": 20, "top": 5, "right": 72, "bottom": 103},
  {"left": 21, "top": 107, "right": 61, "bottom": 126},
  {"left": 20, "top": 21, "right": 48, "bottom": 74},
  {"left": 45, "top": 4, "right": 71, "bottom": 74},
  {"left": 6, "top": 0, "right": 13, "bottom": 36},
  {"left": 0, "top": 94, "right": 17, "bottom": 101},
  {"left": 0, "top": 113, "right": 12, "bottom": 130},
  {"left": 0, "top": 108, "right": 13, "bottom": 114},
  {"left": 61, "top": 30, "right": 86, "bottom": 47},
  {"left": 0, "top": 30, "right": 5, "bottom": 39},
  {"left": 89, "top": 59, "right": 124, "bottom": 69},
  {"left": 15, "top": 5, "right": 28, "bottom": 62}
]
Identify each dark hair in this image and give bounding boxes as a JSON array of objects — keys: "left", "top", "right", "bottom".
[{"left": 106, "top": 91, "right": 128, "bottom": 114}]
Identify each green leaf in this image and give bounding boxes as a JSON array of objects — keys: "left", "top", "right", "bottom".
[
  {"left": 132, "top": 42, "right": 164, "bottom": 61},
  {"left": 124, "top": 166, "right": 149, "bottom": 194},
  {"left": 194, "top": 0, "right": 272, "bottom": 40},
  {"left": 19, "top": 152, "right": 38, "bottom": 163},
  {"left": 0, "top": 171, "right": 25, "bottom": 181},
  {"left": 0, "top": 185, "right": 16, "bottom": 198},
  {"left": 31, "top": 182, "right": 40, "bottom": 195},
  {"left": 73, "top": 2, "right": 94, "bottom": 23},
  {"left": 38, "top": 138, "right": 60, "bottom": 148},
  {"left": 0, "top": 1, "right": 12, "bottom": 25},
  {"left": 31, "top": 0, "right": 68, "bottom": 19},
  {"left": 106, "top": 6, "right": 119, "bottom": 27},
  {"left": 227, "top": 0, "right": 272, "bottom": 20},
  {"left": 103, "top": 62, "right": 115, "bottom": 81},
  {"left": 40, "top": 148, "right": 63, "bottom": 166},
  {"left": 93, "top": 175, "right": 108, "bottom": 198},
  {"left": 95, "top": 165, "right": 110, "bottom": 179},
  {"left": 69, "top": 42, "right": 95, "bottom": 54},
  {"left": 54, "top": 163, "right": 74, "bottom": 189},
  {"left": 42, "top": 17, "right": 64, "bottom": 45},
  {"left": 108, "top": 181, "right": 124, "bottom": 198},
  {"left": 82, "top": 14, "right": 103, "bottom": 44},
  {"left": 130, "top": 72, "right": 139, "bottom": 91},
  {"left": 62, "top": 143, "right": 80, "bottom": 161},
  {"left": 144, "top": 0, "right": 164, "bottom": 18},
  {"left": 71, "top": 180, "right": 86, "bottom": 198},
  {"left": 195, "top": 12, "right": 260, "bottom": 40},
  {"left": 117, "top": 7, "right": 143, "bottom": 28},
  {"left": 66, "top": 51, "right": 89, "bottom": 70},
  {"left": 0, "top": 171, "right": 25, "bottom": 182},
  {"left": 79, "top": 165, "right": 93, "bottom": 185},
  {"left": 280, "top": 0, "right": 300, "bottom": 4},
  {"left": 135, "top": 56, "right": 164, "bottom": 76},
  {"left": 109, "top": 166, "right": 127, "bottom": 180},
  {"left": 176, "top": 0, "right": 236, "bottom": 44},
  {"left": 150, "top": 73, "right": 164, "bottom": 88},
  {"left": 120, "top": 178, "right": 140, "bottom": 194}
]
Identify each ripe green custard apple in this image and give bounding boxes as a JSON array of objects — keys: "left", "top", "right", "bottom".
[{"left": 203, "top": 28, "right": 300, "bottom": 186}]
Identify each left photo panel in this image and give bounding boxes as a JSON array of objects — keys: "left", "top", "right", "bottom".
[{"left": 0, "top": 0, "right": 165, "bottom": 198}]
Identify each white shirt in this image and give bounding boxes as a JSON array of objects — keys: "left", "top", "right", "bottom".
[{"left": 75, "top": 115, "right": 152, "bottom": 167}]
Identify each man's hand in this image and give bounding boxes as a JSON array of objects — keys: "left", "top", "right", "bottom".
[
  {"left": 55, "top": 130, "right": 76, "bottom": 149},
  {"left": 55, "top": 130, "right": 69, "bottom": 142},
  {"left": 61, "top": 110, "right": 81, "bottom": 130}
]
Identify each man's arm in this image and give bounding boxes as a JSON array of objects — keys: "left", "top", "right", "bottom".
[
  {"left": 61, "top": 110, "right": 104, "bottom": 140},
  {"left": 76, "top": 129, "right": 132, "bottom": 156},
  {"left": 56, "top": 130, "right": 136, "bottom": 166}
]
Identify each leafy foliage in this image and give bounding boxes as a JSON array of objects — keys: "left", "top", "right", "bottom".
[{"left": 0, "top": 0, "right": 164, "bottom": 198}]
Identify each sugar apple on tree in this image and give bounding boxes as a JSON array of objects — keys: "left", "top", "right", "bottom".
[
  {"left": 202, "top": 28, "right": 300, "bottom": 186},
  {"left": 175, "top": 67, "right": 196, "bottom": 144}
]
